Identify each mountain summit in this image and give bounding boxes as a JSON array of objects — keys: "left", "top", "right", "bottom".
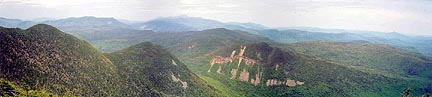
[{"left": 0, "top": 24, "right": 119, "bottom": 96}]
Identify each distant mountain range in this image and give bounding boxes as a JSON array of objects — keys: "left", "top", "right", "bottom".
[
  {"left": 130, "top": 15, "right": 265, "bottom": 33},
  {"left": 3, "top": 16, "right": 430, "bottom": 56}
]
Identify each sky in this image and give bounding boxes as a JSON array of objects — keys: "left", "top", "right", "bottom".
[{"left": 0, "top": 0, "right": 431, "bottom": 36}]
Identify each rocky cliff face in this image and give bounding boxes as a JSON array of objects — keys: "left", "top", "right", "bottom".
[
  {"left": 207, "top": 43, "right": 305, "bottom": 87},
  {"left": 203, "top": 42, "right": 424, "bottom": 96}
]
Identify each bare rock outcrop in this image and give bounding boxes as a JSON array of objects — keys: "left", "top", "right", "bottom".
[
  {"left": 230, "top": 50, "right": 236, "bottom": 58},
  {"left": 188, "top": 44, "right": 195, "bottom": 49},
  {"left": 172, "top": 59, "right": 178, "bottom": 66},
  {"left": 266, "top": 79, "right": 283, "bottom": 86},
  {"left": 284, "top": 70, "right": 289, "bottom": 75},
  {"left": 250, "top": 72, "right": 262, "bottom": 86},
  {"left": 171, "top": 73, "right": 180, "bottom": 82},
  {"left": 208, "top": 56, "right": 233, "bottom": 72},
  {"left": 265, "top": 79, "right": 305, "bottom": 87},
  {"left": 209, "top": 46, "right": 263, "bottom": 74},
  {"left": 230, "top": 69, "right": 238, "bottom": 79},
  {"left": 275, "top": 63, "right": 279, "bottom": 70},
  {"left": 244, "top": 58, "right": 257, "bottom": 66},
  {"left": 181, "top": 81, "right": 188, "bottom": 89},
  {"left": 296, "top": 81, "right": 305, "bottom": 85},
  {"left": 239, "top": 69, "right": 249, "bottom": 82},
  {"left": 286, "top": 80, "right": 296, "bottom": 87},
  {"left": 216, "top": 65, "right": 223, "bottom": 74},
  {"left": 236, "top": 46, "right": 247, "bottom": 68},
  {"left": 205, "top": 45, "right": 308, "bottom": 88},
  {"left": 170, "top": 72, "right": 188, "bottom": 89}
]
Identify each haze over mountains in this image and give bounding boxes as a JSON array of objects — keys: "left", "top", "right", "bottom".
[
  {"left": 1, "top": 16, "right": 431, "bottom": 96},
  {"left": 3, "top": 15, "right": 430, "bottom": 55}
]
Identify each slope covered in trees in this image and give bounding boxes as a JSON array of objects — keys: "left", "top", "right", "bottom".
[
  {"left": 0, "top": 78, "right": 54, "bottom": 96},
  {"left": 281, "top": 41, "right": 432, "bottom": 79},
  {"left": 0, "top": 24, "right": 221, "bottom": 96},
  {"left": 105, "top": 42, "right": 221, "bottom": 96},
  {"left": 120, "top": 28, "right": 431, "bottom": 96},
  {"left": 193, "top": 42, "right": 431, "bottom": 96},
  {"left": 0, "top": 24, "right": 120, "bottom": 96}
]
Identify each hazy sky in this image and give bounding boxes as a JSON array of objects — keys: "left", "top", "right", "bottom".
[{"left": 0, "top": 0, "right": 431, "bottom": 35}]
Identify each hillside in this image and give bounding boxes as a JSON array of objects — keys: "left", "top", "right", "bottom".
[
  {"left": 280, "top": 41, "right": 432, "bottom": 79},
  {"left": 90, "top": 28, "right": 272, "bottom": 53},
  {"left": 0, "top": 24, "right": 222, "bottom": 96},
  {"left": 131, "top": 16, "right": 432, "bottom": 56},
  {"left": 259, "top": 29, "right": 432, "bottom": 56},
  {"left": 256, "top": 29, "right": 367, "bottom": 43},
  {"left": 116, "top": 28, "right": 430, "bottom": 96},
  {"left": 105, "top": 42, "right": 221, "bottom": 96},
  {"left": 149, "top": 28, "right": 273, "bottom": 72},
  {"left": 1, "top": 78, "right": 54, "bottom": 96},
  {"left": 0, "top": 24, "right": 120, "bottom": 96},
  {"left": 94, "top": 26, "right": 432, "bottom": 96},
  {"left": 192, "top": 42, "right": 431, "bottom": 96},
  {"left": 90, "top": 28, "right": 272, "bottom": 73},
  {"left": 117, "top": 28, "right": 431, "bottom": 96}
]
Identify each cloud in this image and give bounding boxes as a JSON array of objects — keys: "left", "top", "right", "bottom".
[{"left": 0, "top": 0, "right": 431, "bottom": 35}]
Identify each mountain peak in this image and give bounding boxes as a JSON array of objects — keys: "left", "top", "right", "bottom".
[
  {"left": 157, "top": 15, "right": 208, "bottom": 21},
  {"left": 81, "top": 16, "right": 97, "bottom": 18},
  {"left": 27, "top": 24, "right": 61, "bottom": 32},
  {"left": 29, "top": 23, "right": 55, "bottom": 28},
  {"left": 0, "top": 25, "right": 119, "bottom": 96},
  {"left": 0, "top": 17, "right": 20, "bottom": 20},
  {"left": 174, "top": 15, "right": 191, "bottom": 18},
  {"left": 62, "top": 16, "right": 117, "bottom": 21},
  {"left": 203, "top": 28, "right": 230, "bottom": 31}
]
